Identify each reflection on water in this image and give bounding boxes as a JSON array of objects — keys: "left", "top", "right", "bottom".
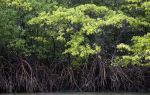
[{"left": 1, "top": 93, "right": 150, "bottom": 95}]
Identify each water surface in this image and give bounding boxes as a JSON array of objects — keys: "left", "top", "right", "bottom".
[{"left": 1, "top": 93, "right": 150, "bottom": 95}]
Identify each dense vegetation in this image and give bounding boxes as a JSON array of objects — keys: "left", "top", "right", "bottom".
[{"left": 0, "top": 0, "right": 150, "bottom": 93}]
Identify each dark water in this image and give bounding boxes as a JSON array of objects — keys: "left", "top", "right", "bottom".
[{"left": 1, "top": 93, "right": 150, "bottom": 95}]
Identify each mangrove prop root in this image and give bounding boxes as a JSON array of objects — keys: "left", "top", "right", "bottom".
[{"left": 0, "top": 58, "right": 149, "bottom": 92}]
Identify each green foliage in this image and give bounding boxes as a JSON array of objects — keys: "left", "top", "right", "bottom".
[
  {"left": 0, "top": 0, "right": 150, "bottom": 66},
  {"left": 6, "top": 0, "right": 32, "bottom": 11},
  {"left": 0, "top": 0, "right": 20, "bottom": 51},
  {"left": 117, "top": 43, "right": 131, "bottom": 51},
  {"left": 114, "top": 33, "right": 150, "bottom": 67},
  {"left": 29, "top": 4, "right": 108, "bottom": 58},
  {"left": 1, "top": 0, "right": 59, "bottom": 59}
]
